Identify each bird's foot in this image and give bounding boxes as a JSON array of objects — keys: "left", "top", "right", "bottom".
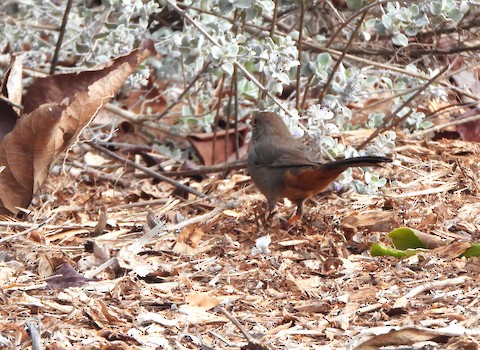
[
  {"left": 265, "top": 208, "right": 277, "bottom": 225},
  {"left": 281, "top": 213, "right": 302, "bottom": 230}
]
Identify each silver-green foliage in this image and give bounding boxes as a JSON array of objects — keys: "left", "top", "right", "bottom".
[
  {"left": 1, "top": 0, "right": 472, "bottom": 191},
  {"left": 364, "top": 1, "right": 469, "bottom": 46},
  {"left": 1, "top": 0, "right": 159, "bottom": 81}
]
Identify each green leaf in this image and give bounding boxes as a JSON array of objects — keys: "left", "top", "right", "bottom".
[
  {"left": 460, "top": 2, "right": 470, "bottom": 13},
  {"left": 374, "top": 20, "right": 387, "bottom": 35},
  {"left": 448, "top": 8, "right": 463, "bottom": 21},
  {"left": 76, "top": 43, "right": 91, "bottom": 53},
  {"left": 461, "top": 243, "right": 480, "bottom": 258},
  {"left": 228, "top": 43, "right": 239, "bottom": 56},
  {"left": 388, "top": 227, "right": 427, "bottom": 250},
  {"left": 392, "top": 33, "right": 409, "bottom": 47},
  {"left": 382, "top": 77, "right": 393, "bottom": 89},
  {"left": 382, "top": 14, "right": 392, "bottom": 29},
  {"left": 301, "top": 62, "right": 316, "bottom": 77},
  {"left": 405, "top": 26, "right": 418, "bottom": 36},
  {"left": 346, "top": 0, "right": 364, "bottom": 10},
  {"left": 430, "top": 1, "right": 442, "bottom": 16},
  {"left": 195, "top": 56, "right": 205, "bottom": 71},
  {"left": 181, "top": 105, "right": 193, "bottom": 117},
  {"left": 219, "top": 0, "right": 233, "bottom": 14},
  {"left": 415, "top": 15, "right": 429, "bottom": 27},
  {"left": 222, "top": 62, "right": 234, "bottom": 76},
  {"left": 365, "top": 76, "right": 378, "bottom": 86},
  {"left": 245, "top": 5, "right": 261, "bottom": 21},
  {"left": 211, "top": 46, "right": 223, "bottom": 60},
  {"left": 232, "top": 0, "right": 251, "bottom": 9},
  {"left": 409, "top": 4, "right": 419, "bottom": 16},
  {"left": 370, "top": 243, "right": 420, "bottom": 258},
  {"left": 318, "top": 53, "right": 332, "bottom": 67}
]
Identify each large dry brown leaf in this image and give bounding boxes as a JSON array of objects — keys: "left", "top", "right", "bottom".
[
  {"left": 187, "top": 124, "right": 248, "bottom": 165},
  {"left": 0, "top": 42, "right": 155, "bottom": 214}
]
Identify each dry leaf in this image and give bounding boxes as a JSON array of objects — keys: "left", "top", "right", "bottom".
[
  {"left": 83, "top": 152, "right": 107, "bottom": 166},
  {"left": 46, "top": 262, "right": 90, "bottom": 289},
  {"left": 187, "top": 124, "right": 248, "bottom": 165},
  {"left": 136, "top": 311, "right": 178, "bottom": 327},
  {"left": 342, "top": 210, "right": 392, "bottom": 231},
  {"left": 350, "top": 326, "right": 453, "bottom": 350},
  {"left": 177, "top": 225, "right": 205, "bottom": 248},
  {"left": 186, "top": 291, "right": 221, "bottom": 310},
  {"left": 117, "top": 248, "right": 157, "bottom": 277},
  {"left": 0, "top": 42, "right": 155, "bottom": 214},
  {"left": 2, "top": 55, "right": 24, "bottom": 115},
  {"left": 177, "top": 304, "right": 227, "bottom": 325}
]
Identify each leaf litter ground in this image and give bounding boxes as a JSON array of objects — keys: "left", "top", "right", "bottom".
[{"left": 0, "top": 136, "right": 479, "bottom": 349}]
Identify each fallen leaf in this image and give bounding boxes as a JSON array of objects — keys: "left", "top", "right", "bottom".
[
  {"left": 0, "top": 42, "right": 155, "bottom": 214},
  {"left": 46, "top": 262, "right": 91, "bottom": 289},
  {"left": 177, "top": 225, "right": 205, "bottom": 248},
  {"left": 1, "top": 55, "right": 24, "bottom": 115},
  {"left": 188, "top": 124, "right": 248, "bottom": 165},
  {"left": 186, "top": 291, "right": 221, "bottom": 310}
]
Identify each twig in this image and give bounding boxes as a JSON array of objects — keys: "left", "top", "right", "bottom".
[
  {"left": 0, "top": 213, "right": 58, "bottom": 244},
  {"left": 217, "top": 306, "right": 255, "bottom": 342},
  {"left": 295, "top": 0, "right": 305, "bottom": 111},
  {"left": 208, "top": 330, "right": 235, "bottom": 347},
  {"left": 269, "top": 0, "right": 280, "bottom": 38},
  {"left": 348, "top": 42, "right": 480, "bottom": 57},
  {"left": 109, "top": 198, "right": 168, "bottom": 210},
  {"left": 301, "top": 75, "right": 314, "bottom": 110},
  {"left": 212, "top": 74, "right": 226, "bottom": 165},
  {"left": 154, "top": 62, "right": 211, "bottom": 120},
  {"left": 50, "top": 0, "right": 73, "bottom": 74},
  {"left": 356, "top": 303, "right": 383, "bottom": 315},
  {"left": 325, "top": 0, "right": 392, "bottom": 48},
  {"left": 233, "top": 64, "right": 240, "bottom": 160},
  {"left": 104, "top": 103, "right": 187, "bottom": 138},
  {"left": 353, "top": 86, "right": 422, "bottom": 116},
  {"left": 324, "top": 0, "right": 345, "bottom": 24},
  {"left": 414, "top": 109, "right": 480, "bottom": 137},
  {"left": 72, "top": 160, "right": 131, "bottom": 187},
  {"left": 0, "top": 221, "right": 101, "bottom": 231},
  {"left": 318, "top": 10, "right": 368, "bottom": 104},
  {"left": 89, "top": 142, "right": 208, "bottom": 199},
  {"left": 304, "top": 41, "right": 479, "bottom": 103},
  {"left": 217, "top": 306, "right": 274, "bottom": 350},
  {"left": 0, "top": 95, "right": 23, "bottom": 110},
  {"left": 160, "top": 159, "right": 247, "bottom": 177},
  {"left": 393, "top": 276, "right": 469, "bottom": 309},
  {"left": 26, "top": 319, "right": 41, "bottom": 350}
]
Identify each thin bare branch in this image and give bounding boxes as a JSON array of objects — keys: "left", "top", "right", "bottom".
[
  {"left": 357, "top": 64, "right": 450, "bottom": 150},
  {"left": 318, "top": 10, "right": 368, "bottom": 103},
  {"left": 50, "top": 0, "right": 73, "bottom": 74}
]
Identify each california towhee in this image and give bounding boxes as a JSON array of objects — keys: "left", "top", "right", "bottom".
[{"left": 247, "top": 112, "right": 392, "bottom": 223}]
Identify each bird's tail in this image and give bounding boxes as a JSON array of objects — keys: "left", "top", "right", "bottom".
[{"left": 321, "top": 156, "right": 392, "bottom": 170}]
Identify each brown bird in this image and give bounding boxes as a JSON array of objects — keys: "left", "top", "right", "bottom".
[{"left": 247, "top": 112, "right": 392, "bottom": 223}]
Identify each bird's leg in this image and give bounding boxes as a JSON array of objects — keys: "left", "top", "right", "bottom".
[
  {"left": 284, "top": 199, "right": 304, "bottom": 227},
  {"left": 265, "top": 201, "right": 277, "bottom": 225}
]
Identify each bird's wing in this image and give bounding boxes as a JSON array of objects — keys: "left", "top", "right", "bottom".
[{"left": 251, "top": 139, "right": 316, "bottom": 168}]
